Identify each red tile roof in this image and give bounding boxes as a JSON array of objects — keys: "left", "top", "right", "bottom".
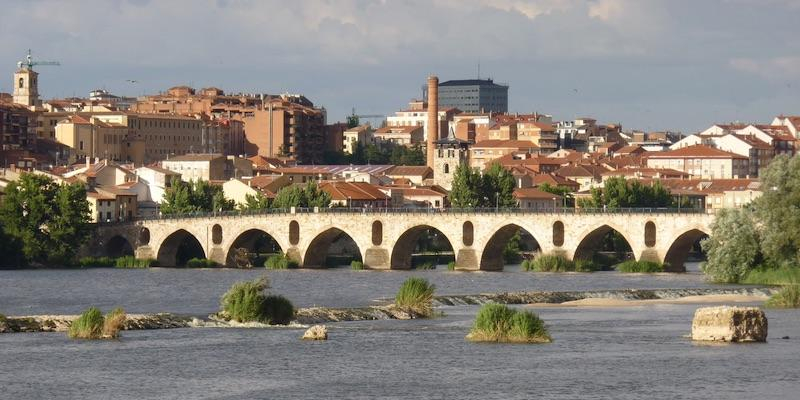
[
  {"left": 513, "top": 187, "right": 562, "bottom": 200},
  {"left": 320, "top": 181, "right": 389, "bottom": 201},
  {"left": 646, "top": 144, "right": 748, "bottom": 160},
  {"left": 472, "top": 140, "right": 539, "bottom": 149}
]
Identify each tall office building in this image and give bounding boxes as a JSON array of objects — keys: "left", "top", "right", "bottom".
[{"left": 424, "top": 78, "right": 509, "bottom": 114}]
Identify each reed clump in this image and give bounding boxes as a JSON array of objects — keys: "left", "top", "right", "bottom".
[
  {"left": 466, "top": 303, "right": 551, "bottom": 343},
  {"left": 394, "top": 277, "right": 436, "bottom": 318}
]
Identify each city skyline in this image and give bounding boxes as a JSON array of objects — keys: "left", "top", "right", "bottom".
[{"left": 1, "top": 0, "right": 799, "bottom": 133}]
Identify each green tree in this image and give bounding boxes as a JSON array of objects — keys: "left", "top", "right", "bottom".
[
  {"left": 483, "top": 163, "right": 516, "bottom": 208},
  {"left": 346, "top": 113, "right": 360, "bottom": 129},
  {"left": 701, "top": 208, "right": 762, "bottom": 283},
  {"left": 0, "top": 173, "right": 90, "bottom": 265},
  {"left": 754, "top": 155, "right": 800, "bottom": 267},
  {"left": 271, "top": 185, "right": 306, "bottom": 209},
  {"left": 48, "top": 182, "right": 92, "bottom": 263},
  {"left": 160, "top": 178, "right": 196, "bottom": 214},
  {"left": 212, "top": 189, "right": 235, "bottom": 212},
  {"left": 583, "top": 177, "right": 673, "bottom": 208},
  {"left": 449, "top": 163, "right": 483, "bottom": 208},
  {"left": 240, "top": 192, "right": 271, "bottom": 211},
  {"left": 303, "top": 182, "right": 332, "bottom": 208}
]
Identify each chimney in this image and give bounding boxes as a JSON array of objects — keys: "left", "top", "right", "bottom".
[{"left": 426, "top": 75, "right": 439, "bottom": 168}]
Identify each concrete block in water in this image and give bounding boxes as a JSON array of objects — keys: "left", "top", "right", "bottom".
[{"left": 692, "top": 306, "right": 767, "bottom": 342}]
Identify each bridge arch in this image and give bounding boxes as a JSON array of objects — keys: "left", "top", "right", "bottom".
[
  {"left": 390, "top": 225, "right": 456, "bottom": 270},
  {"left": 105, "top": 235, "right": 134, "bottom": 258},
  {"left": 573, "top": 223, "right": 635, "bottom": 266},
  {"left": 663, "top": 227, "right": 710, "bottom": 272},
  {"left": 225, "top": 229, "right": 283, "bottom": 268},
  {"left": 479, "top": 223, "right": 541, "bottom": 271},
  {"left": 156, "top": 229, "right": 206, "bottom": 267},
  {"left": 303, "top": 227, "right": 363, "bottom": 268}
]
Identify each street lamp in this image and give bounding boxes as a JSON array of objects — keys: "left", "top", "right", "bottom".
[
  {"left": 348, "top": 196, "right": 352, "bottom": 210},
  {"left": 495, "top": 193, "right": 499, "bottom": 211}
]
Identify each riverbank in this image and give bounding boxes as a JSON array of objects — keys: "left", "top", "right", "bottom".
[{"left": 1, "top": 286, "right": 775, "bottom": 334}]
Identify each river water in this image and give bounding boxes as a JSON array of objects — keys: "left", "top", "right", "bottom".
[{"left": 2, "top": 265, "right": 799, "bottom": 399}]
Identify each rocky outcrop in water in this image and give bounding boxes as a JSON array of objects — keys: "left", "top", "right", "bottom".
[
  {"left": 302, "top": 325, "right": 328, "bottom": 340},
  {"left": 691, "top": 306, "right": 768, "bottom": 342},
  {"left": 433, "top": 287, "right": 775, "bottom": 306},
  {"left": 0, "top": 314, "right": 192, "bottom": 333}
]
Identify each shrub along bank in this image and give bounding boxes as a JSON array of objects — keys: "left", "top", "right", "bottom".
[{"left": 466, "top": 303, "right": 551, "bottom": 343}]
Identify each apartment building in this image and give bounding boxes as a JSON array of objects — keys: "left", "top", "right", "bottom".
[{"left": 646, "top": 145, "right": 749, "bottom": 179}]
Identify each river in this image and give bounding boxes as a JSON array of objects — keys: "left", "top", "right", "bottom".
[{"left": 2, "top": 265, "right": 798, "bottom": 399}]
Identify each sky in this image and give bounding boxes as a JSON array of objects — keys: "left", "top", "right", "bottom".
[{"left": 1, "top": 0, "right": 799, "bottom": 133}]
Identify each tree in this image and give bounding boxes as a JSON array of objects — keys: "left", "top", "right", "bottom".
[
  {"left": 271, "top": 185, "right": 305, "bottom": 209},
  {"left": 538, "top": 183, "right": 575, "bottom": 207},
  {"left": 48, "top": 182, "right": 92, "bottom": 263},
  {"left": 483, "top": 163, "right": 516, "bottom": 208},
  {"left": 581, "top": 177, "right": 673, "bottom": 208},
  {"left": 449, "top": 163, "right": 483, "bottom": 208},
  {"left": 160, "top": 178, "right": 196, "bottom": 214},
  {"left": 753, "top": 155, "right": 800, "bottom": 267},
  {"left": 0, "top": 173, "right": 90, "bottom": 265},
  {"left": 303, "top": 182, "right": 332, "bottom": 208},
  {"left": 160, "top": 178, "right": 234, "bottom": 215},
  {"left": 701, "top": 208, "right": 762, "bottom": 283},
  {"left": 240, "top": 192, "right": 271, "bottom": 211}
]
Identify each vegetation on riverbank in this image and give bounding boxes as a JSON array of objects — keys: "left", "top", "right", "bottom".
[
  {"left": 186, "top": 258, "right": 219, "bottom": 268},
  {"left": 115, "top": 256, "right": 156, "bottom": 268},
  {"left": 75, "top": 256, "right": 155, "bottom": 268},
  {"left": 220, "top": 275, "right": 295, "bottom": 324},
  {"left": 702, "top": 156, "right": 800, "bottom": 284},
  {"left": 350, "top": 261, "right": 364, "bottom": 270},
  {"left": 0, "top": 174, "right": 91, "bottom": 268},
  {"left": 447, "top": 261, "right": 457, "bottom": 271},
  {"left": 466, "top": 303, "right": 551, "bottom": 343},
  {"left": 765, "top": 286, "right": 800, "bottom": 308},
  {"left": 523, "top": 253, "right": 600, "bottom": 272},
  {"left": 67, "top": 307, "right": 126, "bottom": 339},
  {"left": 616, "top": 260, "right": 665, "bottom": 273},
  {"left": 264, "top": 253, "right": 299, "bottom": 270},
  {"left": 395, "top": 277, "right": 436, "bottom": 317}
]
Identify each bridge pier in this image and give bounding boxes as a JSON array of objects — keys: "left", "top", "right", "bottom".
[
  {"left": 135, "top": 246, "right": 154, "bottom": 261},
  {"left": 208, "top": 246, "right": 226, "bottom": 266},
  {"left": 364, "top": 247, "right": 390, "bottom": 270},
  {"left": 455, "top": 248, "right": 480, "bottom": 271}
]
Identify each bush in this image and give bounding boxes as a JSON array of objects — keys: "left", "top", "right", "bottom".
[
  {"left": 264, "top": 253, "right": 298, "bottom": 270},
  {"left": 115, "top": 256, "right": 154, "bottom": 268},
  {"left": 616, "top": 260, "right": 665, "bottom": 273},
  {"left": 262, "top": 295, "right": 295, "bottom": 324},
  {"left": 466, "top": 303, "right": 551, "bottom": 343},
  {"left": 529, "top": 253, "right": 572, "bottom": 272},
  {"left": 350, "top": 260, "right": 364, "bottom": 270},
  {"left": 220, "top": 276, "right": 295, "bottom": 324},
  {"left": 742, "top": 267, "right": 800, "bottom": 285},
  {"left": 186, "top": 258, "right": 218, "bottom": 268},
  {"left": 395, "top": 277, "right": 436, "bottom": 318},
  {"left": 521, "top": 259, "right": 531, "bottom": 271},
  {"left": 77, "top": 256, "right": 115, "bottom": 268},
  {"left": 102, "top": 308, "right": 126, "bottom": 338},
  {"left": 766, "top": 286, "right": 800, "bottom": 308},
  {"left": 447, "top": 261, "right": 457, "bottom": 271},
  {"left": 416, "top": 262, "right": 436, "bottom": 270},
  {"left": 68, "top": 307, "right": 126, "bottom": 339}
]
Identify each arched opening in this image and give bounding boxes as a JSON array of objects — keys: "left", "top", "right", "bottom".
[
  {"left": 289, "top": 221, "right": 300, "bottom": 245},
  {"left": 372, "top": 220, "right": 383, "bottom": 245},
  {"left": 644, "top": 221, "right": 656, "bottom": 247},
  {"left": 444, "top": 163, "right": 449, "bottom": 174},
  {"left": 663, "top": 229, "right": 710, "bottom": 272},
  {"left": 212, "top": 224, "right": 223, "bottom": 245},
  {"left": 156, "top": 229, "right": 205, "bottom": 267},
  {"left": 105, "top": 235, "right": 134, "bottom": 258},
  {"left": 573, "top": 225, "right": 633, "bottom": 269},
  {"left": 304, "top": 228, "right": 362, "bottom": 268},
  {"left": 390, "top": 225, "right": 455, "bottom": 270},
  {"left": 480, "top": 224, "right": 541, "bottom": 271},
  {"left": 225, "top": 229, "right": 282, "bottom": 268},
  {"left": 552, "top": 221, "right": 564, "bottom": 247},
  {"left": 463, "top": 221, "right": 474, "bottom": 246},
  {"left": 18, "top": 77, "right": 24, "bottom": 89}
]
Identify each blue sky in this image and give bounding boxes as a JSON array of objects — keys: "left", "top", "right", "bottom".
[{"left": 1, "top": 0, "right": 799, "bottom": 133}]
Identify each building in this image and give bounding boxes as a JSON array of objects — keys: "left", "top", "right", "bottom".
[
  {"left": 162, "top": 154, "right": 229, "bottom": 181},
  {"left": 433, "top": 133, "right": 471, "bottom": 190},
  {"left": 431, "top": 79, "right": 509, "bottom": 113},
  {"left": 513, "top": 188, "right": 562, "bottom": 210},
  {"left": 132, "top": 87, "right": 329, "bottom": 163},
  {"left": 134, "top": 165, "right": 182, "bottom": 203},
  {"left": 373, "top": 125, "right": 424, "bottom": 146},
  {"left": 343, "top": 124, "right": 375, "bottom": 154},
  {"left": 54, "top": 115, "right": 128, "bottom": 162},
  {"left": 470, "top": 140, "right": 540, "bottom": 170},
  {"left": 646, "top": 144, "right": 749, "bottom": 179},
  {"left": 0, "top": 102, "right": 36, "bottom": 152},
  {"left": 319, "top": 181, "right": 390, "bottom": 208},
  {"left": 13, "top": 64, "right": 41, "bottom": 109},
  {"left": 384, "top": 165, "right": 433, "bottom": 186},
  {"left": 386, "top": 99, "right": 459, "bottom": 147}
]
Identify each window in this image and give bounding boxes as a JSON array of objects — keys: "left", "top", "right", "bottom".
[{"left": 18, "top": 77, "right": 23, "bottom": 88}]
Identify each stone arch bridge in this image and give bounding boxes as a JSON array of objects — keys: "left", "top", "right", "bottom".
[{"left": 94, "top": 208, "right": 715, "bottom": 272}]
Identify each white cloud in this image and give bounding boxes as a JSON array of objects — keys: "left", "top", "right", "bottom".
[{"left": 730, "top": 56, "right": 800, "bottom": 80}]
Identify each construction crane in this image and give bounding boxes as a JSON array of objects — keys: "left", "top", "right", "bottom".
[
  {"left": 17, "top": 49, "right": 60, "bottom": 70},
  {"left": 350, "top": 107, "right": 384, "bottom": 119}
]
